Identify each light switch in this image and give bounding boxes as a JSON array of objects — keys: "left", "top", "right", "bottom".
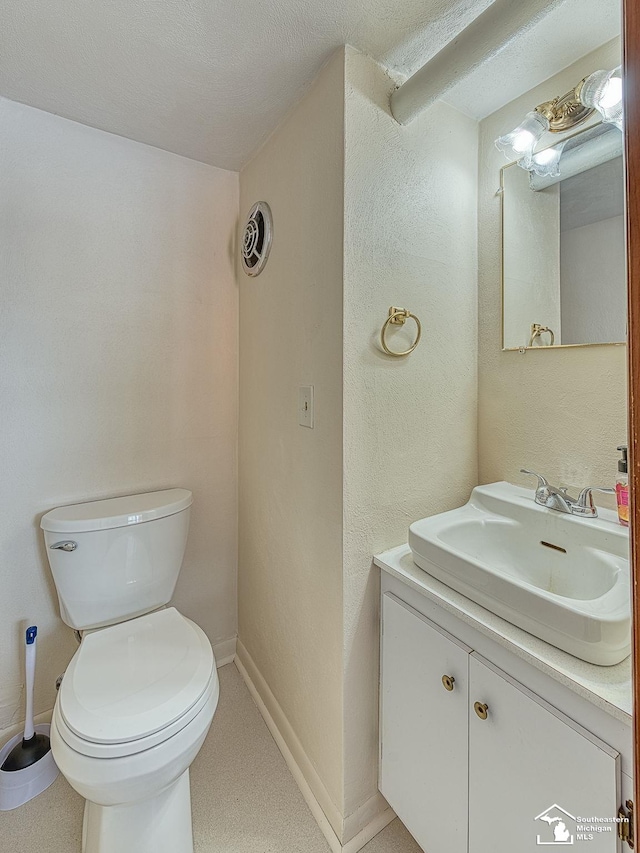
[{"left": 298, "top": 386, "right": 314, "bottom": 428}]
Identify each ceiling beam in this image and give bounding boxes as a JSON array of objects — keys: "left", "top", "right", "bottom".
[{"left": 390, "top": 0, "right": 566, "bottom": 125}]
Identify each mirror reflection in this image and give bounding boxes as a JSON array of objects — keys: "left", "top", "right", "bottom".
[{"left": 501, "top": 122, "right": 626, "bottom": 351}]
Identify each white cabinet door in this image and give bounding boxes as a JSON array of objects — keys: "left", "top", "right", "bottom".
[
  {"left": 380, "top": 593, "right": 471, "bottom": 853},
  {"left": 469, "top": 653, "right": 620, "bottom": 853}
]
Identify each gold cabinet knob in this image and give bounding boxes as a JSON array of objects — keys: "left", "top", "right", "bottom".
[
  {"left": 441, "top": 675, "right": 455, "bottom": 692},
  {"left": 474, "top": 702, "right": 489, "bottom": 720}
]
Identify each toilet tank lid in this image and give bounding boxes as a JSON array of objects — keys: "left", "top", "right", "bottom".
[{"left": 40, "top": 489, "right": 193, "bottom": 533}]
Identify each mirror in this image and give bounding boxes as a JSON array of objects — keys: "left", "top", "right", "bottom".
[{"left": 501, "top": 123, "right": 626, "bottom": 350}]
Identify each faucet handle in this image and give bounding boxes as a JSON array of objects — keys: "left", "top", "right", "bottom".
[
  {"left": 520, "top": 469, "right": 550, "bottom": 489},
  {"left": 576, "top": 486, "right": 616, "bottom": 509}
]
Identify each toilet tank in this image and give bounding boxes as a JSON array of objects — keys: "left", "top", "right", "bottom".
[{"left": 41, "top": 489, "right": 192, "bottom": 630}]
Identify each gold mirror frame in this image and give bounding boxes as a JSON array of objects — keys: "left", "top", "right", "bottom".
[{"left": 500, "top": 126, "right": 627, "bottom": 352}]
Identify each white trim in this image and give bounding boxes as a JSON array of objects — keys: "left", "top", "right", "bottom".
[
  {"left": 343, "top": 793, "right": 395, "bottom": 851},
  {"left": 213, "top": 636, "right": 237, "bottom": 668},
  {"left": 235, "top": 640, "right": 395, "bottom": 853},
  {"left": 234, "top": 642, "right": 343, "bottom": 848},
  {"left": 342, "top": 804, "right": 396, "bottom": 853}
]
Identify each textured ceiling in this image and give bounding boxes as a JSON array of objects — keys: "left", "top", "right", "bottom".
[{"left": 0, "top": 0, "right": 621, "bottom": 171}]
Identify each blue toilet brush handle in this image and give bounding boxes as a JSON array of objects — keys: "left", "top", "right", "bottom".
[{"left": 24, "top": 626, "right": 37, "bottom": 742}]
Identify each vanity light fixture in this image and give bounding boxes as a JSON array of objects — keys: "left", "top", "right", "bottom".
[{"left": 496, "top": 66, "right": 624, "bottom": 170}]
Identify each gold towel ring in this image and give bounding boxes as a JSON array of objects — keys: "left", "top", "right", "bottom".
[
  {"left": 528, "top": 323, "right": 555, "bottom": 347},
  {"left": 380, "top": 307, "right": 422, "bottom": 357}
]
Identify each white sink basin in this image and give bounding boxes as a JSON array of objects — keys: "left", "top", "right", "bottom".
[{"left": 408, "top": 482, "right": 630, "bottom": 665}]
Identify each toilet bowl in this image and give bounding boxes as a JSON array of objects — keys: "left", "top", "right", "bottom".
[
  {"left": 51, "top": 608, "right": 218, "bottom": 853},
  {"left": 40, "top": 490, "right": 218, "bottom": 853}
]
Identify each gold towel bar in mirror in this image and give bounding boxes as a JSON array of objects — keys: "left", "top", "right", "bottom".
[{"left": 380, "top": 307, "right": 422, "bottom": 357}]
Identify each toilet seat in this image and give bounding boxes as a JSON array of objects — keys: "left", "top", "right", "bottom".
[
  {"left": 54, "top": 673, "right": 218, "bottom": 759},
  {"left": 57, "top": 608, "right": 215, "bottom": 758}
]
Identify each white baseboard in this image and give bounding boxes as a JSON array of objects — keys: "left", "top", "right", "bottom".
[
  {"left": 213, "top": 636, "right": 237, "bottom": 667},
  {"left": 235, "top": 639, "right": 394, "bottom": 852},
  {"left": 342, "top": 802, "right": 396, "bottom": 853},
  {"left": 342, "top": 793, "right": 395, "bottom": 852}
]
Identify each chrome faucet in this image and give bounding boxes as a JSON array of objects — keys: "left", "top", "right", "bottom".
[{"left": 520, "top": 469, "right": 614, "bottom": 519}]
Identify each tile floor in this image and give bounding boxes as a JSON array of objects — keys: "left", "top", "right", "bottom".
[{"left": 2, "top": 664, "right": 421, "bottom": 852}]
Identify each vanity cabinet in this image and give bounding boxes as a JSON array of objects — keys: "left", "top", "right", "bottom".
[
  {"left": 468, "top": 654, "right": 620, "bottom": 852},
  {"left": 380, "top": 591, "right": 471, "bottom": 853},
  {"left": 380, "top": 592, "right": 621, "bottom": 853}
]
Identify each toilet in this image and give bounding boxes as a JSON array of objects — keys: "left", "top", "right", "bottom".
[{"left": 40, "top": 489, "right": 218, "bottom": 853}]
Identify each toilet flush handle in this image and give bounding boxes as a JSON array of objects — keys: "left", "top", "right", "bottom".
[{"left": 50, "top": 541, "right": 77, "bottom": 552}]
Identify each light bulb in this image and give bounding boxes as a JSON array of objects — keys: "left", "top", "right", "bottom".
[
  {"left": 526, "top": 141, "right": 565, "bottom": 178},
  {"left": 580, "top": 66, "right": 623, "bottom": 130},
  {"left": 495, "top": 111, "right": 549, "bottom": 164},
  {"left": 532, "top": 148, "right": 556, "bottom": 165},
  {"left": 511, "top": 130, "right": 535, "bottom": 154},
  {"left": 599, "top": 76, "right": 622, "bottom": 110}
]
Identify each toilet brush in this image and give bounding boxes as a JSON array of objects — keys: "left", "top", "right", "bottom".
[
  {"left": 0, "top": 626, "right": 58, "bottom": 809},
  {"left": 2, "top": 627, "right": 52, "bottom": 772}
]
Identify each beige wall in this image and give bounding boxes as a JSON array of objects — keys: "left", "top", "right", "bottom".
[
  {"left": 343, "top": 46, "right": 479, "bottom": 822},
  {"left": 0, "top": 97, "right": 239, "bottom": 735},
  {"left": 237, "top": 47, "right": 479, "bottom": 844},
  {"left": 478, "top": 39, "right": 627, "bottom": 493},
  {"left": 237, "top": 50, "right": 345, "bottom": 818}
]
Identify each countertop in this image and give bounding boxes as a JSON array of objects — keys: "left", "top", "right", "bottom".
[{"left": 375, "top": 544, "right": 632, "bottom": 725}]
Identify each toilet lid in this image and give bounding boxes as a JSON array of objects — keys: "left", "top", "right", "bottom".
[{"left": 59, "top": 608, "right": 214, "bottom": 744}]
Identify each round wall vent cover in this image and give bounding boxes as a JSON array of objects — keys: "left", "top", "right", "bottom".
[{"left": 241, "top": 201, "right": 273, "bottom": 277}]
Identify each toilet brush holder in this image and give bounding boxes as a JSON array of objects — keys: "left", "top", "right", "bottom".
[
  {"left": 0, "top": 724, "right": 59, "bottom": 810},
  {"left": 0, "top": 626, "right": 59, "bottom": 810}
]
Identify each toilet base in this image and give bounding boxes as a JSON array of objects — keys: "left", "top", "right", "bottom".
[{"left": 82, "top": 769, "right": 194, "bottom": 853}]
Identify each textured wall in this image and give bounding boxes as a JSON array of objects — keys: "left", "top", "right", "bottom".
[
  {"left": 0, "top": 97, "right": 239, "bottom": 735},
  {"left": 478, "top": 38, "right": 627, "bottom": 495},
  {"left": 237, "top": 50, "right": 345, "bottom": 818},
  {"left": 343, "top": 46, "right": 479, "bottom": 821}
]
